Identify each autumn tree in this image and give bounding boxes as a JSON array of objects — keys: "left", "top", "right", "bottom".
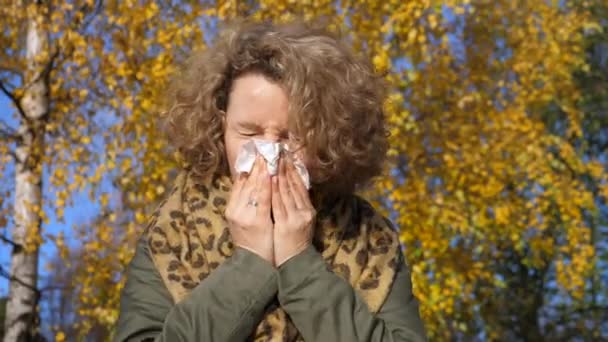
[
  {"left": 1, "top": 1, "right": 204, "bottom": 339},
  {"left": 534, "top": 1, "right": 608, "bottom": 339},
  {"left": 377, "top": 1, "right": 606, "bottom": 340}
]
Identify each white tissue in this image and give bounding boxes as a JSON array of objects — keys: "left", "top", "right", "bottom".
[{"left": 234, "top": 139, "right": 311, "bottom": 189}]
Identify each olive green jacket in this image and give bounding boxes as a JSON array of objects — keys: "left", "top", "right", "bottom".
[{"left": 114, "top": 236, "right": 427, "bottom": 342}]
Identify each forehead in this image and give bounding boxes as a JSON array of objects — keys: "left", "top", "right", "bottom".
[{"left": 226, "top": 73, "right": 290, "bottom": 126}]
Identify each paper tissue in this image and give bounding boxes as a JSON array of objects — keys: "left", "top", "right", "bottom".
[{"left": 234, "top": 139, "right": 311, "bottom": 189}]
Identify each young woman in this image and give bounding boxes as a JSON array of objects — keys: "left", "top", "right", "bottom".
[{"left": 115, "top": 19, "right": 427, "bottom": 342}]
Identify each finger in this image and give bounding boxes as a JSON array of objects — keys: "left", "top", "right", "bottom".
[
  {"left": 240, "top": 156, "right": 262, "bottom": 207},
  {"left": 286, "top": 161, "right": 306, "bottom": 209},
  {"left": 278, "top": 158, "right": 296, "bottom": 211},
  {"left": 292, "top": 165, "right": 314, "bottom": 209},
  {"left": 254, "top": 155, "right": 269, "bottom": 205},
  {"left": 250, "top": 155, "right": 262, "bottom": 181},
  {"left": 227, "top": 172, "right": 248, "bottom": 213},
  {"left": 255, "top": 154, "right": 267, "bottom": 192},
  {"left": 229, "top": 172, "right": 247, "bottom": 203},
  {"left": 271, "top": 175, "right": 286, "bottom": 220},
  {"left": 257, "top": 165, "right": 272, "bottom": 216}
]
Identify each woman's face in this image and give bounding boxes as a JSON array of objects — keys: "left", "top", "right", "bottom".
[{"left": 224, "top": 73, "right": 308, "bottom": 180}]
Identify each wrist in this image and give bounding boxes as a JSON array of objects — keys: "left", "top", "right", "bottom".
[
  {"left": 235, "top": 244, "right": 274, "bottom": 266},
  {"left": 275, "top": 243, "right": 310, "bottom": 267}
]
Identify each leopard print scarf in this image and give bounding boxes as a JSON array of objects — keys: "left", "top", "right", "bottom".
[{"left": 145, "top": 170, "right": 401, "bottom": 341}]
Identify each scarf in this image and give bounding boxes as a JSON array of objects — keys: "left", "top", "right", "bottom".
[{"left": 145, "top": 169, "right": 401, "bottom": 341}]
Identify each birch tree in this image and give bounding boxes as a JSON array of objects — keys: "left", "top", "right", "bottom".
[{"left": 2, "top": 2, "right": 50, "bottom": 340}]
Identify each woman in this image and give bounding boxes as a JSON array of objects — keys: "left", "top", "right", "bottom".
[{"left": 115, "top": 19, "right": 427, "bottom": 342}]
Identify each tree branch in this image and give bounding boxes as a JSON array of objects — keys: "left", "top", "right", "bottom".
[
  {"left": 77, "top": 0, "right": 104, "bottom": 34},
  {"left": 0, "top": 80, "right": 27, "bottom": 120},
  {"left": 0, "top": 234, "right": 19, "bottom": 248},
  {"left": 39, "top": 284, "right": 72, "bottom": 293},
  {"left": 19, "top": 47, "right": 60, "bottom": 100},
  {"left": 0, "top": 118, "right": 19, "bottom": 141},
  {"left": 0, "top": 264, "right": 40, "bottom": 295}
]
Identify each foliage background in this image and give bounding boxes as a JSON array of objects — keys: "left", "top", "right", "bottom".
[{"left": 0, "top": 0, "right": 606, "bottom": 341}]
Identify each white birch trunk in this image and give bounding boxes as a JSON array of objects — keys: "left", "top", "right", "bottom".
[{"left": 3, "top": 6, "right": 48, "bottom": 342}]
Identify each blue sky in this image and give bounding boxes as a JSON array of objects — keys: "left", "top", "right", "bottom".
[{"left": 1, "top": 94, "right": 16, "bottom": 297}]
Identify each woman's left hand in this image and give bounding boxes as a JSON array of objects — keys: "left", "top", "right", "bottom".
[{"left": 271, "top": 157, "right": 317, "bottom": 267}]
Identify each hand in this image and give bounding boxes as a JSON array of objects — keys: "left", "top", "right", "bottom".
[
  {"left": 225, "top": 156, "right": 274, "bottom": 265},
  {"left": 271, "top": 157, "right": 316, "bottom": 267}
]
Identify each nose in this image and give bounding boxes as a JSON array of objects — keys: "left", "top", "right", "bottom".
[{"left": 261, "top": 132, "right": 281, "bottom": 143}]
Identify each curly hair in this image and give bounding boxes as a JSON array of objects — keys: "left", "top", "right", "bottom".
[{"left": 164, "top": 18, "right": 389, "bottom": 195}]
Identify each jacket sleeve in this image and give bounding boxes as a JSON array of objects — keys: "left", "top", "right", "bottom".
[
  {"left": 114, "top": 236, "right": 278, "bottom": 342},
  {"left": 277, "top": 245, "right": 428, "bottom": 342}
]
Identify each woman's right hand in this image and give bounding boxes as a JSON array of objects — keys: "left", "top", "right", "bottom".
[{"left": 225, "top": 155, "right": 275, "bottom": 265}]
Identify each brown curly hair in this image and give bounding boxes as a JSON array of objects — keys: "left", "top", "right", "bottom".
[{"left": 164, "top": 18, "right": 389, "bottom": 195}]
